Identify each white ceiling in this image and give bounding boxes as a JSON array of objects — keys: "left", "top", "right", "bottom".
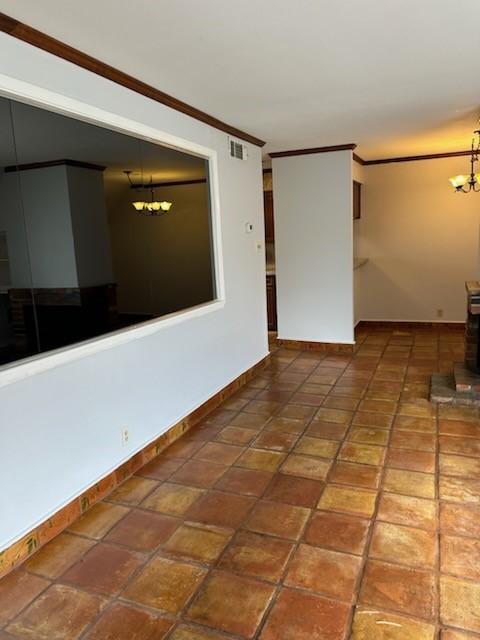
[{"left": 1, "top": 0, "right": 480, "bottom": 159}]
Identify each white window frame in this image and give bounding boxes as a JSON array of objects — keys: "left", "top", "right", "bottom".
[{"left": 0, "top": 74, "right": 225, "bottom": 388}]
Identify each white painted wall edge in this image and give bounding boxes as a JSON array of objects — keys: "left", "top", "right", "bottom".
[
  {"left": 0, "top": 346, "right": 269, "bottom": 552},
  {"left": 0, "top": 72, "right": 226, "bottom": 389},
  {"left": 0, "top": 299, "right": 225, "bottom": 389},
  {"left": 0, "top": 35, "right": 267, "bottom": 550}
]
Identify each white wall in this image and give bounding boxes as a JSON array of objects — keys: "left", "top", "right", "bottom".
[
  {"left": 19, "top": 166, "right": 80, "bottom": 288},
  {"left": 0, "top": 34, "right": 267, "bottom": 550},
  {"left": 0, "top": 165, "right": 114, "bottom": 290},
  {"left": 273, "top": 150, "right": 354, "bottom": 344},
  {"left": 68, "top": 166, "right": 114, "bottom": 288},
  {"left": 353, "top": 159, "right": 366, "bottom": 326},
  {"left": 0, "top": 167, "right": 80, "bottom": 288},
  {"left": 354, "top": 157, "right": 479, "bottom": 322},
  {"left": 108, "top": 181, "right": 214, "bottom": 316}
]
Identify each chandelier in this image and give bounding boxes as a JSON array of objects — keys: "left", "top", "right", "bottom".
[
  {"left": 449, "top": 129, "right": 480, "bottom": 193},
  {"left": 124, "top": 171, "right": 173, "bottom": 215}
]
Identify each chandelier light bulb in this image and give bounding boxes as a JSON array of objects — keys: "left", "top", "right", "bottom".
[{"left": 125, "top": 171, "right": 174, "bottom": 215}]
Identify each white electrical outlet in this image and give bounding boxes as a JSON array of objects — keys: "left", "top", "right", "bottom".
[{"left": 121, "top": 427, "right": 129, "bottom": 446}]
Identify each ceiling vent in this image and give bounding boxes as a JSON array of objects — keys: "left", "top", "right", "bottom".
[{"left": 229, "top": 138, "right": 247, "bottom": 160}]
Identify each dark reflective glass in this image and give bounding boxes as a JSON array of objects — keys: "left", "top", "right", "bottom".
[
  {"left": 0, "top": 97, "right": 215, "bottom": 365},
  {"left": 0, "top": 97, "right": 39, "bottom": 365}
]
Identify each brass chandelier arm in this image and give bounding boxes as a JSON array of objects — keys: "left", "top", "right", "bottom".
[{"left": 449, "top": 129, "right": 480, "bottom": 193}]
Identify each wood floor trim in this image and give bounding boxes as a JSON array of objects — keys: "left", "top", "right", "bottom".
[
  {"left": 356, "top": 320, "right": 465, "bottom": 330},
  {"left": 276, "top": 338, "right": 355, "bottom": 353},
  {"left": 0, "top": 353, "right": 270, "bottom": 579}
]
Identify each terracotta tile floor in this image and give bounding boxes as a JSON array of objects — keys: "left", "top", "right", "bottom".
[{"left": 2, "top": 325, "right": 480, "bottom": 639}]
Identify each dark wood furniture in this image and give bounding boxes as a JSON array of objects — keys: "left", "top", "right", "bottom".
[
  {"left": 264, "top": 190, "right": 275, "bottom": 242},
  {"left": 266, "top": 275, "right": 277, "bottom": 331},
  {"left": 353, "top": 180, "right": 362, "bottom": 220}
]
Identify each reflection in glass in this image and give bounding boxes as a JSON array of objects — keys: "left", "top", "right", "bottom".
[
  {"left": 0, "top": 96, "right": 215, "bottom": 366},
  {"left": 0, "top": 97, "right": 38, "bottom": 364}
]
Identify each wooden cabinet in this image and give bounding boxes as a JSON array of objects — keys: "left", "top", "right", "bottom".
[
  {"left": 264, "top": 189, "right": 276, "bottom": 331},
  {"left": 353, "top": 180, "right": 362, "bottom": 220},
  {"left": 264, "top": 190, "right": 275, "bottom": 241},
  {"left": 266, "top": 275, "right": 277, "bottom": 331}
]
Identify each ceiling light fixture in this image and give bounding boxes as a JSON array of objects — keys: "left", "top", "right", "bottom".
[
  {"left": 124, "top": 171, "right": 173, "bottom": 215},
  {"left": 449, "top": 129, "right": 480, "bottom": 193}
]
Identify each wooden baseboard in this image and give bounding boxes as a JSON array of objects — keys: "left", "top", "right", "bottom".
[
  {"left": 276, "top": 338, "right": 354, "bottom": 353},
  {"left": 356, "top": 320, "right": 465, "bottom": 331},
  {"left": 0, "top": 354, "right": 270, "bottom": 579}
]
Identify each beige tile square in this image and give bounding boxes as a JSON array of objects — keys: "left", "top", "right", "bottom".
[
  {"left": 108, "top": 477, "right": 159, "bottom": 505},
  {"left": 0, "top": 572, "right": 49, "bottom": 627},
  {"left": 68, "top": 503, "right": 129, "bottom": 539},
  {"left": 315, "top": 408, "right": 353, "bottom": 424},
  {"left": 318, "top": 485, "right": 377, "bottom": 517},
  {"left": 294, "top": 436, "right": 339, "bottom": 459},
  {"left": 330, "top": 461, "right": 381, "bottom": 489},
  {"left": 370, "top": 521, "right": 436, "bottom": 568},
  {"left": 441, "top": 535, "right": 480, "bottom": 581},
  {"left": 163, "top": 523, "right": 232, "bottom": 563},
  {"left": 123, "top": 556, "right": 206, "bottom": 614},
  {"left": 439, "top": 454, "right": 480, "bottom": 478},
  {"left": 141, "top": 483, "right": 204, "bottom": 516},
  {"left": 377, "top": 493, "right": 436, "bottom": 530},
  {"left": 186, "top": 570, "right": 274, "bottom": 637},
  {"left": 194, "top": 442, "right": 244, "bottom": 466},
  {"left": 25, "top": 533, "right": 95, "bottom": 579},
  {"left": 235, "top": 448, "right": 285, "bottom": 472},
  {"left": 439, "top": 476, "right": 480, "bottom": 504},
  {"left": 6, "top": 584, "right": 105, "bottom": 640},
  {"left": 390, "top": 431, "right": 436, "bottom": 452},
  {"left": 383, "top": 468, "right": 435, "bottom": 499},
  {"left": 440, "top": 575, "right": 480, "bottom": 633},
  {"left": 285, "top": 543, "right": 361, "bottom": 601},
  {"left": 245, "top": 500, "right": 310, "bottom": 540},
  {"left": 351, "top": 608, "right": 435, "bottom": 639},
  {"left": 260, "top": 587, "right": 350, "bottom": 640},
  {"left": 215, "top": 426, "right": 257, "bottom": 446},
  {"left": 347, "top": 426, "right": 389, "bottom": 446},
  {"left": 339, "top": 442, "right": 385, "bottom": 466},
  {"left": 398, "top": 401, "right": 435, "bottom": 418},
  {"left": 281, "top": 454, "right": 331, "bottom": 480},
  {"left": 353, "top": 412, "right": 393, "bottom": 429}
]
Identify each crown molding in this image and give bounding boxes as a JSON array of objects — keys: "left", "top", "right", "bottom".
[
  {"left": 352, "top": 152, "right": 365, "bottom": 165},
  {"left": 269, "top": 143, "right": 357, "bottom": 159},
  {"left": 353, "top": 149, "right": 474, "bottom": 166},
  {"left": 0, "top": 12, "right": 265, "bottom": 148},
  {"left": 4, "top": 159, "right": 106, "bottom": 173}
]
